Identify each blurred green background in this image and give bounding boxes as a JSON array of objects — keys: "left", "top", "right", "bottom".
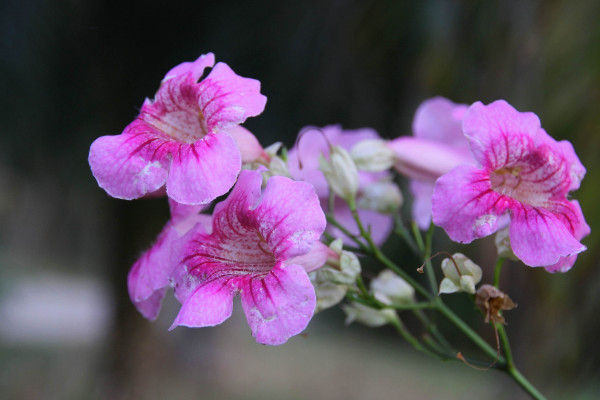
[{"left": 1, "top": 0, "right": 599, "bottom": 399}]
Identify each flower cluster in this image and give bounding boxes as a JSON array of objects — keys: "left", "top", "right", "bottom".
[{"left": 89, "top": 53, "right": 589, "bottom": 351}]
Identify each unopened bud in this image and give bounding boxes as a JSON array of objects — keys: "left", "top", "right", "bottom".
[
  {"left": 438, "top": 253, "right": 482, "bottom": 295},
  {"left": 319, "top": 146, "right": 359, "bottom": 204},
  {"left": 371, "top": 270, "right": 414, "bottom": 306},
  {"left": 342, "top": 303, "right": 398, "bottom": 327},
  {"left": 357, "top": 181, "right": 403, "bottom": 214},
  {"left": 351, "top": 139, "right": 396, "bottom": 172},
  {"left": 309, "top": 239, "right": 361, "bottom": 312}
]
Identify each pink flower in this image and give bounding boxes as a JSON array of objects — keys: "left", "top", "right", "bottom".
[
  {"left": 287, "top": 125, "right": 393, "bottom": 245},
  {"left": 387, "top": 97, "right": 472, "bottom": 228},
  {"left": 170, "top": 169, "right": 326, "bottom": 345},
  {"left": 432, "top": 100, "right": 589, "bottom": 271},
  {"left": 89, "top": 53, "right": 267, "bottom": 205},
  {"left": 128, "top": 199, "right": 212, "bottom": 320}
]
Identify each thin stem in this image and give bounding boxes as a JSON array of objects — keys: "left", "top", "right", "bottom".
[
  {"left": 493, "top": 257, "right": 505, "bottom": 288},
  {"left": 325, "top": 215, "right": 368, "bottom": 252},
  {"left": 497, "top": 324, "right": 547, "bottom": 400},
  {"left": 393, "top": 214, "right": 421, "bottom": 256},
  {"left": 388, "top": 317, "right": 444, "bottom": 360},
  {"left": 411, "top": 221, "right": 426, "bottom": 252},
  {"left": 423, "top": 223, "right": 437, "bottom": 294},
  {"left": 436, "top": 301, "right": 506, "bottom": 364}
]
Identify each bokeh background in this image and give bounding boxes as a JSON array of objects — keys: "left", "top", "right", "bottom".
[{"left": 1, "top": 0, "right": 599, "bottom": 399}]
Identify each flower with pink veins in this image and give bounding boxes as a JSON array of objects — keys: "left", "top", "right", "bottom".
[
  {"left": 170, "top": 169, "right": 326, "bottom": 345},
  {"left": 387, "top": 97, "right": 472, "bottom": 229},
  {"left": 432, "top": 100, "right": 589, "bottom": 271},
  {"left": 128, "top": 199, "right": 212, "bottom": 320},
  {"left": 89, "top": 53, "right": 267, "bottom": 205},
  {"left": 287, "top": 125, "right": 393, "bottom": 245}
]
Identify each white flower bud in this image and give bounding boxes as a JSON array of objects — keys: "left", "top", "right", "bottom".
[
  {"left": 494, "top": 227, "right": 518, "bottom": 261},
  {"left": 357, "top": 181, "right": 403, "bottom": 214},
  {"left": 350, "top": 139, "right": 396, "bottom": 172},
  {"left": 309, "top": 271, "right": 348, "bottom": 313},
  {"left": 438, "top": 253, "right": 482, "bottom": 295},
  {"left": 319, "top": 146, "right": 359, "bottom": 203},
  {"left": 342, "top": 303, "right": 398, "bottom": 327},
  {"left": 263, "top": 142, "right": 283, "bottom": 158},
  {"left": 371, "top": 270, "right": 415, "bottom": 306},
  {"left": 308, "top": 239, "right": 362, "bottom": 312}
]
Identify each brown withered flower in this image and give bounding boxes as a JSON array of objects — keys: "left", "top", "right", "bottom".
[{"left": 475, "top": 284, "right": 517, "bottom": 324}]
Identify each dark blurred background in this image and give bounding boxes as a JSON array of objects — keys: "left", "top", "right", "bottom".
[{"left": 1, "top": 0, "right": 599, "bottom": 399}]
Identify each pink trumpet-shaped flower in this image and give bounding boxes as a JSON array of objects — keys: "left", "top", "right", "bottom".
[
  {"left": 170, "top": 169, "right": 326, "bottom": 345},
  {"left": 287, "top": 125, "right": 394, "bottom": 245},
  {"left": 128, "top": 199, "right": 212, "bottom": 320},
  {"left": 89, "top": 53, "right": 267, "bottom": 205},
  {"left": 432, "top": 100, "right": 589, "bottom": 271},
  {"left": 387, "top": 97, "right": 472, "bottom": 228}
]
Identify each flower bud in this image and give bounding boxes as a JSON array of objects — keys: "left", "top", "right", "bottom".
[
  {"left": 371, "top": 270, "right": 415, "bottom": 306},
  {"left": 438, "top": 253, "right": 482, "bottom": 295},
  {"left": 309, "top": 239, "right": 361, "bottom": 312},
  {"left": 342, "top": 303, "right": 398, "bottom": 327},
  {"left": 319, "top": 146, "right": 359, "bottom": 203},
  {"left": 357, "top": 181, "right": 403, "bottom": 214},
  {"left": 350, "top": 139, "right": 396, "bottom": 172}
]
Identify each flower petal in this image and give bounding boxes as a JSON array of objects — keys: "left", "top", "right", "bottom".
[
  {"left": 510, "top": 201, "right": 588, "bottom": 267},
  {"left": 199, "top": 62, "right": 267, "bottom": 132},
  {"left": 463, "top": 100, "right": 542, "bottom": 170},
  {"left": 89, "top": 132, "right": 170, "bottom": 199},
  {"left": 413, "top": 97, "right": 469, "bottom": 150},
  {"left": 166, "top": 132, "right": 241, "bottom": 204},
  {"left": 253, "top": 176, "right": 326, "bottom": 259},
  {"left": 170, "top": 279, "right": 235, "bottom": 329},
  {"left": 127, "top": 226, "right": 179, "bottom": 320},
  {"left": 432, "top": 165, "right": 509, "bottom": 243},
  {"left": 162, "top": 53, "right": 215, "bottom": 83},
  {"left": 240, "top": 264, "right": 315, "bottom": 345}
]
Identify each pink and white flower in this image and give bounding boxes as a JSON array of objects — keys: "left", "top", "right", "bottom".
[
  {"left": 287, "top": 125, "right": 394, "bottom": 245},
  {"left": 387, "top": 97, "right": 472, "bottom": 228},
  {"left": 432, "top": 100, "right": 589, "bottom": 271},
  {"left": 127, "top": 199, "right": 212, "bottom": 320},
  {"left": 170, "top": 169, "right": 326, "bottom": 345},
  {"left": 89, "top": 53, "right": 267, "bottom": 205}
]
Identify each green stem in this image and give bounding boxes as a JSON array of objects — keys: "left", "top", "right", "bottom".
[
  {"left": 393, "top": 214, "right": 421, "bottom": 256},
  {"left": 497, "top": 324, "right": 547, "bottom": 400},
  {"left": 423, "top": 223, "right": 437, "bottom": 295},
  {"left": 388, "top": 317, "right": 444, "bottom": 360},
  {"left": 493, "top": 257, "right": 505, "bottom": 288},
  {"left": 436, "top": 302, "right": 506, "bottom": 364}
]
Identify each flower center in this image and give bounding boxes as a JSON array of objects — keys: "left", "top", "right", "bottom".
[
  {"left": 490, "top": 166, "right": 551, "bottom": 207},
  {"left": 153, "top": 109, "right": 209, "bottom": 144}
]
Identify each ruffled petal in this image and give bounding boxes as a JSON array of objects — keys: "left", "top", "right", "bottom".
[
  {"left": 432, "top": 165, "right": 509, "bottom": 243},
  {"left": 127, "top": 226, "right": 179, "bottom": 320},
  {"left": 166, "top": 132, "right": 241, "bottom": 205},
  {"left": 412, "top": 97, "right": 469, "bottom": 150},
  {"left": 240, "top": 264, "right": 315, "bottom": 345},
  {"left": 199, "top": 62, "right": 267, "bottom": 132},
  {"left": 170, "top": 278, "right": 236, "bottom": 329},
  {"left": 253, "top": 176, "right": 326, "bottom": 259},
  {"left": 509, "top": 202, "right": 587, "bottom": 267},
  {"left": 463, "top": 100, "right": 542, "bottom": 170},
  {"left": 89, "top": 131, "right": 170, "bottom": 200},
  {"left": 162, "top": 53, "right": 215, "bottom": 83}
]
